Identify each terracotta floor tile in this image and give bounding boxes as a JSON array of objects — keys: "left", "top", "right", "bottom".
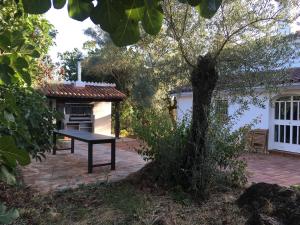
[{"left": 21, "top": 138, "right": 146, "bottom": 194}]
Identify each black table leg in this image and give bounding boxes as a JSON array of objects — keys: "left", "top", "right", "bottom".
[
  {"left": 53, "top": 132, "right": 57, "bottom": 155},
  {"left": 88, "top": 142, "right": 93, "bottom": 173},
  {"left": 111, "top": 140, "right": 116, "bottom": 170},
  {"left": 71, "top": 138, "right": 74, "bottom": 154}
]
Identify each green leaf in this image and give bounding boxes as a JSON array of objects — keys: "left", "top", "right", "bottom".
[
  {"left": 0, "top": 166, "right": 16, "bottom": 185},
  {"left": 0, "top": 56, "right": 11, "bottom": 65},
  {"left": 126, "top": 7, "right": 144, "bottom": 21},
  {"left": 22, "top": 0, "right": 52, "bottom": 14},
  {"left": 21, "top": 71, "right": 31, "bottom": 85},
  {"left": 0, "top": 64, "right": 14, "bottom": 84},
  {"left": 4, "top": 111, "right": 15, "bottom": 123},
  {"left": 187, "top": 0, "right": 201, "bottom": 6},
  {"left": 0, "top": 203, "right": 19, "bottom": 224},
  {"left": 110, "top": 19, "right": 140, "bottom": 46},
  {"left": 90, "top": 1, "right": 126, "bottom": 33},
  {"left": 0, "top": 34, "right": 10, "bottom": 51},
  {"left": 0, "top": 136, "right": 31, "bottom": 168},
  {"left": 53, "top": 0, "right": 66, "bottom": 9},
  {"left": 68, "top": 0, "right": 94, "bottom": 21},
  {"left": 142, "top": 6, "right": 163, "bottom": 35},
  {"left": 122, "top": 0, "right": 145, "bottom": 9},
  {"left": 14, "top": 57, "right": 29, "bottom": 72},
  {"left": 31, "top": 50, "right": 41, "bottom": 58},
  {"left": 196, "top": 0, "right": 222, "bottom": 19}
]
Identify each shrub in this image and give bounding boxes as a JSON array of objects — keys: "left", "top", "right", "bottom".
[
  {"left": 133, "top": 107, "right": 250, "bottom": 192},
  {"left": 208, "top": 114, "right": 250, "bottom": 187},
  {"left": 0, "top": 85, "right": 56, "bottom": 161},
  {"left": 132, "top": 109, "right": 189, "bottom": 187}
]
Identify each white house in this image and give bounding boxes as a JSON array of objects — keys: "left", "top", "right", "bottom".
[{"left": 172, "top": 68, "right": 300, "bottom": 154}]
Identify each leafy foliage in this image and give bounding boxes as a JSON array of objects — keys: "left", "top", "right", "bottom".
[
  {"left": 20, "top": 0, "right": 222, "bottom": 46},
  {"left": 208, "top": 109, "right": 250, "bottom": 187},
  {"left": 133, "top": 107, "right": 250, "bottom": 191},
  {"left": 0, "top": 0, "right": 55, "bottom": 85},
  {"left": 0, "top": 1, "right": 56, "bottom": 223},
  {"left": 132, "top": 109, "right": 190, "bottom": 187},
  {"left": 57, "top": 48, "right": 83, "bottom": 81},
  {"left": 0, "top": 203, "right": 19, "bottom": 225},
  {"left": 0, "top": 86, "right": 56, "bottom": 159}
]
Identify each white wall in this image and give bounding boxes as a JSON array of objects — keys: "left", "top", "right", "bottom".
[
  {"left": 175, "top": 93, "right": 269, "bottom": 131},
  {"left": 93, "top": 102, "right": 112, "bottom": 136},
  {"left": 176, "top": 94, "right": 193, "bottom": 122},
  {"left": 228, "top": 96, "right": 269, "bottom": 131}
]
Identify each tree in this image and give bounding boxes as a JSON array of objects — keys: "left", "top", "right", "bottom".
[
  {"left": 20, "top": 0, "right": 300, "bottom": 198},
  {"left": 57, "top": 48, "right": 84, "bottom": 81},
  {"left": 161, "top": 0, "right": 298, "bottom": 196},
  {"left": 0, "top": 0, "right": 56, "bottom": 222},
  {"left": 82, "top": 28, "right": 157, "bottom": 131}
]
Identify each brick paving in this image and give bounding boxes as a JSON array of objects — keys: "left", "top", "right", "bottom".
[
  {"left": 245, "top": 153, "right": 300, "bottom": 187},
  {"left": 21, "top": 138, "right": 146, "bottom": 193},
  {"left": 21, "top": 137, "right": 300, "bottom": 193}
]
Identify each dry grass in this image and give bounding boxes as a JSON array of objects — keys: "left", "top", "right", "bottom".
[{"left": 0, "top": 180, "right": 247, "bottom": 225}]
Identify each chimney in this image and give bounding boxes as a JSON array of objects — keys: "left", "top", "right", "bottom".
[{"left": 75, "top": 61, "right": 85, "bottom": 87}]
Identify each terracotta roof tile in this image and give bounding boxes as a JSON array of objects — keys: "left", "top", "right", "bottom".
[{"left": 40, "top": 83, "right": 126, "bottom": 101}]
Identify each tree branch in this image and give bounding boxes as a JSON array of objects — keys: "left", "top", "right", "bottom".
[
  {"left": 164, "top": 0, "right": 196, "bottom": 69},
  {"left": 213, "top": 7, "right": 285, "bottom": 61}
]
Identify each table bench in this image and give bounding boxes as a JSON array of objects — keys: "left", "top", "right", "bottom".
[{"left": 53, "top": 129, "right": 116, "bottom": 173}]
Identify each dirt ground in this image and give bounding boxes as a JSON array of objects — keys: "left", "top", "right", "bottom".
[{"left": 1, "top": 180, "right": 246, "bottom": 225}]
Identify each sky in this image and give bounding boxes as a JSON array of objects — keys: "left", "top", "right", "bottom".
[
  {"left": 45, "top": 6, "right": 94, "bottom": 62},
  {"left": 45, "top": 5, "right": 300, "bottom": 64}
]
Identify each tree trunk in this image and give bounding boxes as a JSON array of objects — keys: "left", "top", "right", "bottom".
[{"left": 187, "top": 53, "right": 218, "bottom": 198}]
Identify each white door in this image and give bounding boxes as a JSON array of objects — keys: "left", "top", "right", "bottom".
[{"left": 270, "top": 96, "right": 300, "bottom": 153}]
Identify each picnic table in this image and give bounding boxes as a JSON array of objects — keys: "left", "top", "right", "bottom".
[{"left": 53, "top": 129, "right": 116, "bottom": 173}]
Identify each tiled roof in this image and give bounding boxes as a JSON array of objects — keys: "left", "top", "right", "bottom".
[
  {"left": 171, "top": 67, "right": 300, "bottom": 94},
  {"left": 40, "top": 83, "right": 126, "bottom": 101}
]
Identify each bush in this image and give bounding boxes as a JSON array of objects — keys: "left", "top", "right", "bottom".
[
  {"left": 132, "top": 109, "right": 189, "bottom": 187},
  {"left": 0, "top": 85, "right": 56, "bottom": 161},
  {"left": 208, "top": 113, "right": 250, "bottom": 187},
  {"left": 132, "top": 107, "right": 250, "bottom": 191}
]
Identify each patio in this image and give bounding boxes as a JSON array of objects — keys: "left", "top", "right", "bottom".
[
  {"left": 21, "top": 138, "right": 146, "bottom": 193},
  {"left": 246, "top": 152, "right": 300, "bottom": 187},
  {"left": 21, "top": 138, "right": 300, "bottom": 194}
]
